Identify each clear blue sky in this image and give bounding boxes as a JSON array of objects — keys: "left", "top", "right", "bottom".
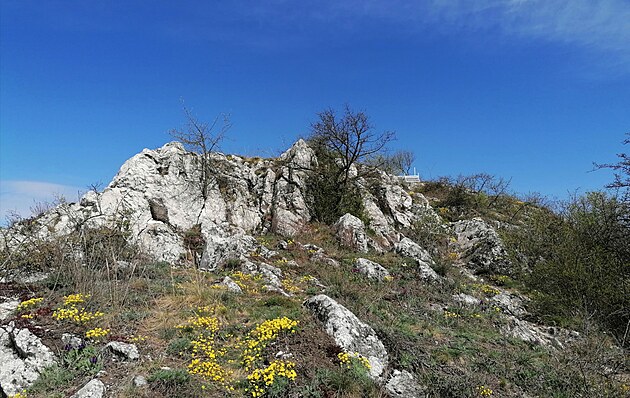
[{"left": 1, "top": 1, "right": 629, "bottom": 220}]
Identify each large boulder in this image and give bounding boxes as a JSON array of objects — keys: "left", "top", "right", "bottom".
[
  {"left": 334, "top": 213, "right": 369, "bottom": 253},
  {"left": 304, "top": 295, "right": 388, "bottom": 379},
  {"left": 452, "top": 218, "right": 511, "bottom": 274},
  {"left": 0, "top": 323, "right": 56, "bottom": 396}
]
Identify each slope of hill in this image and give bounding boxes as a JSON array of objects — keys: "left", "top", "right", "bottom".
[{"left": 0, "top": 141, "right": 628, "bottom": 398}]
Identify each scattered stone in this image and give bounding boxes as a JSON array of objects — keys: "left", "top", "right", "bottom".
[
  {"left": 0, "top": 323, "right": 56, "bottom": 395},
  {"left": 219, "top": 276, "right": 243, "bottom": 294},
  {"left": 385, "top": 369, "right": 425, "bottom": 398},
  {"left": 452, "top": 293, "right": 481, "bottom": 306},
  {"left": 452, "top": 218, "right": 511, "bottom": 274},
  {"left": 263, "top": 284, "right": 291, "bottom": 297},
  {"left": 334, "top": 213, "right": 369, "bottom": 253},
  {"left": 70, "top": 378, "right": 105, "bottom": 398},
  {"left": 105, "top": 341, "right": 139, "bottom": 361},
  {"left": 304, "top": 294, "right": 388, "bottom": 379},
  {"left": 353, "top": 258, "right": 391, "bottom": 281},
  {"left": 276, "top": 240, "right": 289, "bottom": 250},
  {"left": 132, "top": 375, "right": 148, "bottom": 388}
]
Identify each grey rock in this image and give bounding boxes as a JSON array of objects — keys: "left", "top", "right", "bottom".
[
  {"left": 310, "top": 252, "right": 340, "bottom": 267},
  {"left": 148, "top": 198, "right": 169, "bottom": 224},
  {"left": 394, "top": 237, "right": 433, "bottom": 264},
  {"left": 61, "top": 333, "right": 85, "bottom": 350},
  {"left": 502, "top": 316, "right": 578, "bottom": 349},
  {"left": 353, "top": 258, "right": 390, "bottom": 281},
  {"left": 133, "top": 375, "right": 148, "bottom": 388},
  {"left": 385, "top": 369, "right": 425, "bottom": 398},
  {"left": 452, "top": 293, "right": 481, "bottom": 306},
  {"left": 0, "top": 298, "right": 19, "bottom": 321},
  {"left": 491, "top": 292, "right": 529, "bottom": 317},
  {"left": 241, "top": 260, "right": 284, "bottom": 289},
  {"left": 105, "top": 341, "right": 139, "bottom": 360},
  {"left": 394, "top": 238, "right": 440, "bottom": 281},
  {"left": 219, "top": 276, "right": 243, "bottom": 294},
  {"left": 200, "top": 234, "right": 257, "bottom": 271},
  {"left": 70, "top": 379, "right": 105, "bottom": 398},
  {"left": 0, "top": 323, "right": 56, "bottom": 395},
  {"left": 452, "top": 218, "right": 511, "bottom": 274},
  {"left": 304, "top": 294, "right": 388, "bottom": 379},
  {"left": 334, "top": 213, "right": 369, "bottom": 253}
]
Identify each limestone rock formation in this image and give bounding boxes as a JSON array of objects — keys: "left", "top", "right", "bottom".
[
  {"left": 303, "top": 294, "right": 388, "bottom": 379},
  {"left": 0, "top": 323, "right": 56, "bottom": 396},
  {"left": 334, "top": 213, "right": 369, "bottom": 253},
  {"left": 452, "top": 218, "right": 511, "bottom": 274}
]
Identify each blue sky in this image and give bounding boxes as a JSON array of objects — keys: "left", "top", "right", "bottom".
[{"left": 1, "top": 0, "right": 629, "bottom": 220}]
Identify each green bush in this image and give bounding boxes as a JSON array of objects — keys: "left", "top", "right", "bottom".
[{"left": 514, "top": 192, "right": 629, "bottom": 344}]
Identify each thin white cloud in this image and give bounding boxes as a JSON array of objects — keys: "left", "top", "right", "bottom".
[
  {"left": 239, "top": 0, "right": 630, "bottom": 72},
  {"left": 0, "top": 180, "right": 83, "bottom": 224}
]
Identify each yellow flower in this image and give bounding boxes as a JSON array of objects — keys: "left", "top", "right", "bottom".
[{"left": 17, "top": 297, "right": 43, "bottom": 311}]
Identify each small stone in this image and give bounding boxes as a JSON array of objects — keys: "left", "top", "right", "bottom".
[
  {"left": 353, "top": 258, "right": 391, "bottom": 281},
  {"left": 133, "top": 375, "right": 148, "bottom": 388}
]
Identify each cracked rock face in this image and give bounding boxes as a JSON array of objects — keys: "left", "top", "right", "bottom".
[
  {"left": 0, "top": 323, "right": 56, "bottom": 396},
  {"left": 452, "top": 218, "right": 511, "bottom": 274},
  {"left": 334, "top": 213, "right": 369, "bottom": 253},
  {"left": 304, "top": 294, "right": 388, "bottom": 380}
]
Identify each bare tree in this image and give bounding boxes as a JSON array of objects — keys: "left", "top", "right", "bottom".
[
  {"left": 309, "top": 104, "right": 395, "bottom": 185},
  {"left": 170, "top": 106, "right": 231, "bottom": 199},
  {"left": 306, "top": 105, "right": 396, "bottom": 223},
  {"left": 367, "top": 150, "right": 415, "bottom": 175},
  {"left": 595, "top": 132, "right": 630, "bottom": 203}
]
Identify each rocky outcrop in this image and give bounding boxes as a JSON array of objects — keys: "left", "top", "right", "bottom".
[
  {"left": 452, "top": 218, "right": 511, "bottom": 274},
  {"left": 334, "top": 213, "right": 369, "bottom": 253},
  {"left": 502, "top": 316, "right": 579, "bottom": 349},
  {"left": 199, "top": 234, "right": 257, "bottom": 271},
  {"left": 304, "top": 294, "right": 388, "bottom": 379},
  {"left": 353, "top": 258, "right": 390, "bottom": 281},
  {"left": 491, "top": 292, "right": 529, "bottom": 317},
  {"left": 0, "top": 323, "right": 56, "bottom": 396},
  {"left": 394, "top": 238, "right": 440, "bottom": 281}
]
